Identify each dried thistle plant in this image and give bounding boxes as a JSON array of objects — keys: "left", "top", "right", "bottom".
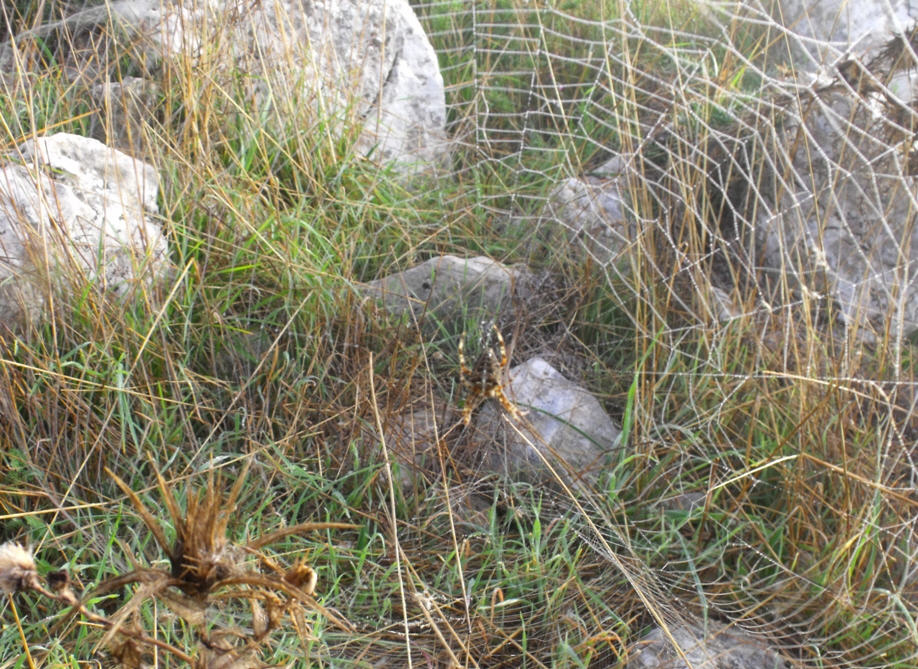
[
  {"left": 91, "top": 462, "right": 358, "bottom": 668},
  {"left": 1, "top": 463, "right": 357, "bottom": 668}
]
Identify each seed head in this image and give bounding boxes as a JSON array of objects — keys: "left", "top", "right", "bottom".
[{"left": 0, "top": 541, "right": 40, "bottom": 594}]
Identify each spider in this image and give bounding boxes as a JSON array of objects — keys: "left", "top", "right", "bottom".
[{"left": 458, "top": 323, "right": 525, "bottom": 425}]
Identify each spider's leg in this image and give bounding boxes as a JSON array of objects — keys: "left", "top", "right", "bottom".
[
  {"left": 458, "top": 333, "right": 477, "bottom": 424},
  {"left": 458, "top": 335, "right": 467, "bottom": 375},
  {"left": 495, "top": 388, "right": 525, "bottom": 420},
  {"left": 491, "top": 323, "right": 509, "bottom": 368},
  {"left": 488, "top": 326, "right": 527, "bottom": 421}
]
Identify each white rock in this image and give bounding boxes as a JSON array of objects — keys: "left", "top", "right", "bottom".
[
  {"left": 0, "top": 133, "right": 170, "bottom": 326},
  {"left": 472, "top": 357, "right": 620, "bottom": 486},
  {"left": 540, "top": 176, "right": 632, "bottom": 265},
  {"left": 366, "top": 255, "right": 534, "bottom": 327},
  {"left": 627, "top": 622, "right": 790, "bottom": 669},
  {"left": 239, "top": 0, "right": 450, "bottom": 176},
  {"left": 353, "top": 2, "right": 451, "bottom": 174},
  {"left": 771, "top": 0, "right": 915, "bottom": 69},
  {"left": 759, "top": 87, "right": 918, "bottom": 340}
]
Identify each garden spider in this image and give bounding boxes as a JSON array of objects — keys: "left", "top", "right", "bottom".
[{"left": 458, "top": 323, "right": 525, "bottom": 425}]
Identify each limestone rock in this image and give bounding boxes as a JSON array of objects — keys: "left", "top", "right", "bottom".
[
  {"left": 539, "top": 176, "right": 632, "bottom": 265},
  {"left": 365, "top": 255, "right": 535, "bottom": 329},
  {"left": 0, "top": 133, "right": 170, "bottom": 327},
  {"left": 470, "top": 357, "right": 620, "bottom": 486},
  {"left": 759, "top": 85, "right": 918, "bottom": 340},
  {"left": 242, "top": 0, "right": 450, "bottom": 175},
  {"left": 627, "top": 621, "right": 791, "bottom": 669},
  {"left": 770, "top": 0, "right": 914, "bottom": 69},
  {"left": 317, "top": 0, "right": 450, "bottom": 174},
  {"left": 225, "top": 0, "right": 450, "bottom": 175}
]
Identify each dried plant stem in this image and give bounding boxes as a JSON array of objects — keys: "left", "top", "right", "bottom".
[
  {"left": 9, "top": 594, "right": 37, "bottom": 669},
  {"left": 72, "top": 600, "right": 195, "bottom": 664},
  {"left": 27, "top": 578, "right": 196, "bottom": 665},
  {"left": 246, "top": 521, "right": 359, "bottom": 550},
  {"left": 367, "top": 351, "right": 414, "bottom": 669}
]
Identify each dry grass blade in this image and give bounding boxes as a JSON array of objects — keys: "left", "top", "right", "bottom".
[
  {"left": 105, "top": 467, "right": 172, "bottom": 557},
  {"left": 225, "top": 458, "right": 252, "bottom": 513},
  {"left": 245, "top": 521, "right": 359, "bottom": 551},
  {"left": 153, "top": 461, "right": 187, "bottom": 544}
]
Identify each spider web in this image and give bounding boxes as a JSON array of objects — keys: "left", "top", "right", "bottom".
[{"left": 410, "top": 1, "right": 918, "bottom": 666}]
